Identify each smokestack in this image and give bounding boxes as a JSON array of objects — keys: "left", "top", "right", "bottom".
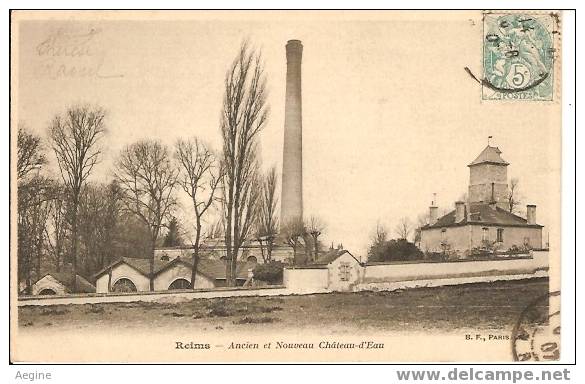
[
  {"left": 455, "top": 201, "right": 465, "bottom": 223},
  {"left": 527, "top": 204, "right": 536, "bottom": 225},
  {"left": 281, "top": 39, "right": 303, "bottom": 225}
]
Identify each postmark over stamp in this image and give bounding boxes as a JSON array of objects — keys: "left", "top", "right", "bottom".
[
  {"left": 512, "top": 291, "right": 560, "bottom": 361},
  {"left": 482, "top": 12, "right": 557, "bottom": 101}
]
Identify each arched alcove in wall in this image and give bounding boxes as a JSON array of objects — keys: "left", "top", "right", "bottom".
[
  {"left": 168, "top": 278, "right": 190, "bottom": 290},
  {"left": 112, "top": 278, "right": 137, "bottom": 293}
]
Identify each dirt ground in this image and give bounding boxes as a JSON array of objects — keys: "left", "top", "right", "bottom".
[{"left": 18, "top": 278, "right": 548, "bottom": 334}]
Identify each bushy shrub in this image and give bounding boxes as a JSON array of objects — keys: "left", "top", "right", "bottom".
[
  {"left": 253, "top": 261, "right": 284, "bottom": 284},
  {"left": 469, "top": 247, "right": 493, "bottom": 259},
  {"left": 368, "top": 239, "right": 424, "bottom": 262},
  {"left": 425, "top": 251, "right": 449, "bottom": 262},
  {"left": 508, "top": 244, "right": 532, "bottom": 254}
]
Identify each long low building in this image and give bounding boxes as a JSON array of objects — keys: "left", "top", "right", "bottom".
[
  {"left": 154, "top": 238, "right": 295, "bottom": 265},
  {"left": 94, "top": 255, "right": 254, "bottom": 293}
]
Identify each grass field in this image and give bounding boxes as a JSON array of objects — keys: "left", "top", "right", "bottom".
[{"left": 18, "top": 278, "right": 548, "bottom": 334}]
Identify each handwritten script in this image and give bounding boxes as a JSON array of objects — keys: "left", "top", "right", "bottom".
[{"left": 35, "top": 27, "right": 122, "bottom": 80}]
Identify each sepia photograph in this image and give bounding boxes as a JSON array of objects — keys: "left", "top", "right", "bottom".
[{"left": 9, "top": 10, "right": 565, "bottom": 363}]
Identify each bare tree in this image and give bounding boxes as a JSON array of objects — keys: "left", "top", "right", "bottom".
[
  {"left": 102, "top": 180, "right": 124, "bottom": 268},
  {"left": 207, "top": 218, "right": 225, "bottom": 239},
  {"left": 220, "top": 41, "right": 269, "bottom": 286},
  {"left": 306, "top": 215, "right": 326, "bottom": 262},
  {"left": 175, "top": 138, "right": 222, "bottom": 289},
  {"left": 394, "top": 217, "right": 412, "bottom": 240},
  {"left": 281, "top": 217, "right": 306, "bottom": 264},
  {"left": 256, "top": 166, "right": 279, "bottom": 263},
  {"left": 44, "top": 183, "right": 68, "bottom": 273},
  {"left": 115, "top": 140, "right": 177, "bottom": 291},
  {"left": 371, "top": 220, "right": 388, "bottom": 246},
  {"left": 48, "top": 105, "right": 105, "bottom": 291},
  {"left": 16, "top": 126, "right": 51, "bottom": 293},
  {"left": 17, "top": 174, "right": 55, "bottom": 293},
  {"left": 413, "top": 212, "right": 429, "bottom": 247},
  {"left": 77, "top": 183, "right": 121, "bottom": 276},
  {"left": 17, "top": 124, "right": 46, "bottom": 180},
  {"left": 508, "top": 177, "right": 522, "bottom": 213}
]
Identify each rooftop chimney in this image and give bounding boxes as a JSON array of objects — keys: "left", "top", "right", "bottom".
[
  {"left": 281, "top": 39, "right": 303, "bottom": 225},
  {"left": 527, "top": 204, "right": 536, "bottom": 225},
  {"left": 429, "top": 204, "right": 438, "bottom": 225},
  {"left": 455, "top": 201, "right": 465, "bottom": 223}
]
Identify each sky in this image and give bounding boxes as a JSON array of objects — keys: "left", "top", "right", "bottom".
[{"left": 14, "top": 12, "right": 561, "bottom": 255}]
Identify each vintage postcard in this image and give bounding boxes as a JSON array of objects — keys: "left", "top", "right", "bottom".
[{"left": 10, "top": 10, "right": 563, "bottom": 362}]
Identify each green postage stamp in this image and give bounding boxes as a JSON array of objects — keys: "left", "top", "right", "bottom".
[{"left": 482, "top": 12, "right": 558, "bottom": 101}]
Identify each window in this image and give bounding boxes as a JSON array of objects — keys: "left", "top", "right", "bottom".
[
  {"left": 338, "top": 262, "right": 351, "bottom": 282},
  {"left": 168, "top": 278, "right": 190, "bottom": 290},
  {"left": 247, "top": 255, "right": 258, "bottom": 263},
  {"left": 482, "top": 227, "right": 489, "bottom": 241},
  {"left": 112, "top": 278, "right": 137, "bottom": 293},
  {"left": 496, "top": 228, "right": 504, "bottom": 243}
]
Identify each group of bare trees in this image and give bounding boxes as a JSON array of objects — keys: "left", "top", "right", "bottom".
[
  {"left": 17, "top": 125, "right": 49, "bottom": 293},
  {"left": 17, "top": 41, "right": 329, "bottom": 293},
  {"left": 16, "top": 42, "right": 275, "bottom": 292},
  {"left": 114, "top": 140, "right": 176, "bottom": 290},
  {"left": 17, "top": 117, "right": 159, "bottom": 291},
  {"left": 367, "top": 219, "right": 424, "bottom": 262},
  {"left": 18, "top": 107, "right": 108, "bottom": 293},
  {"left": 279, "top": 215, "right": 326, "bottom": 264},
  {"left": 49, "top": 105, "right": 106, "bottom": 291}
]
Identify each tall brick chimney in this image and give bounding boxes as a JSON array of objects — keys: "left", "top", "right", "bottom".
[
  {"left": 429, "top": 204, "right": 438, "bottom": 225},
  {"left": 455, "top": 201, "right": 465, "bottom": 223},
  {"left": 527, "top": 204, "right": 536, "bottom": 225},
  {"left": 281, "top": 39, "right": 303, "bottom": 225}
]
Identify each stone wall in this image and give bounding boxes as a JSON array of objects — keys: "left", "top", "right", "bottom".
[
  {"left": 363, "top": 252, "right": 547, "bottom": 282},
  {"left": 18, "top": 286, "right": 289, "bottom": 306},
  {"left": 282, "top": 268, "right": 329, "bottom": 294}
]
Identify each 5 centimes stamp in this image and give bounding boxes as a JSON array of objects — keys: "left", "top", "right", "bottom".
[
  {"left": 512, "top": 291, "right": 560, "bottom": 361},
  {"left": 482, "top": 12, "right": 558, "bottom": 101}
]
